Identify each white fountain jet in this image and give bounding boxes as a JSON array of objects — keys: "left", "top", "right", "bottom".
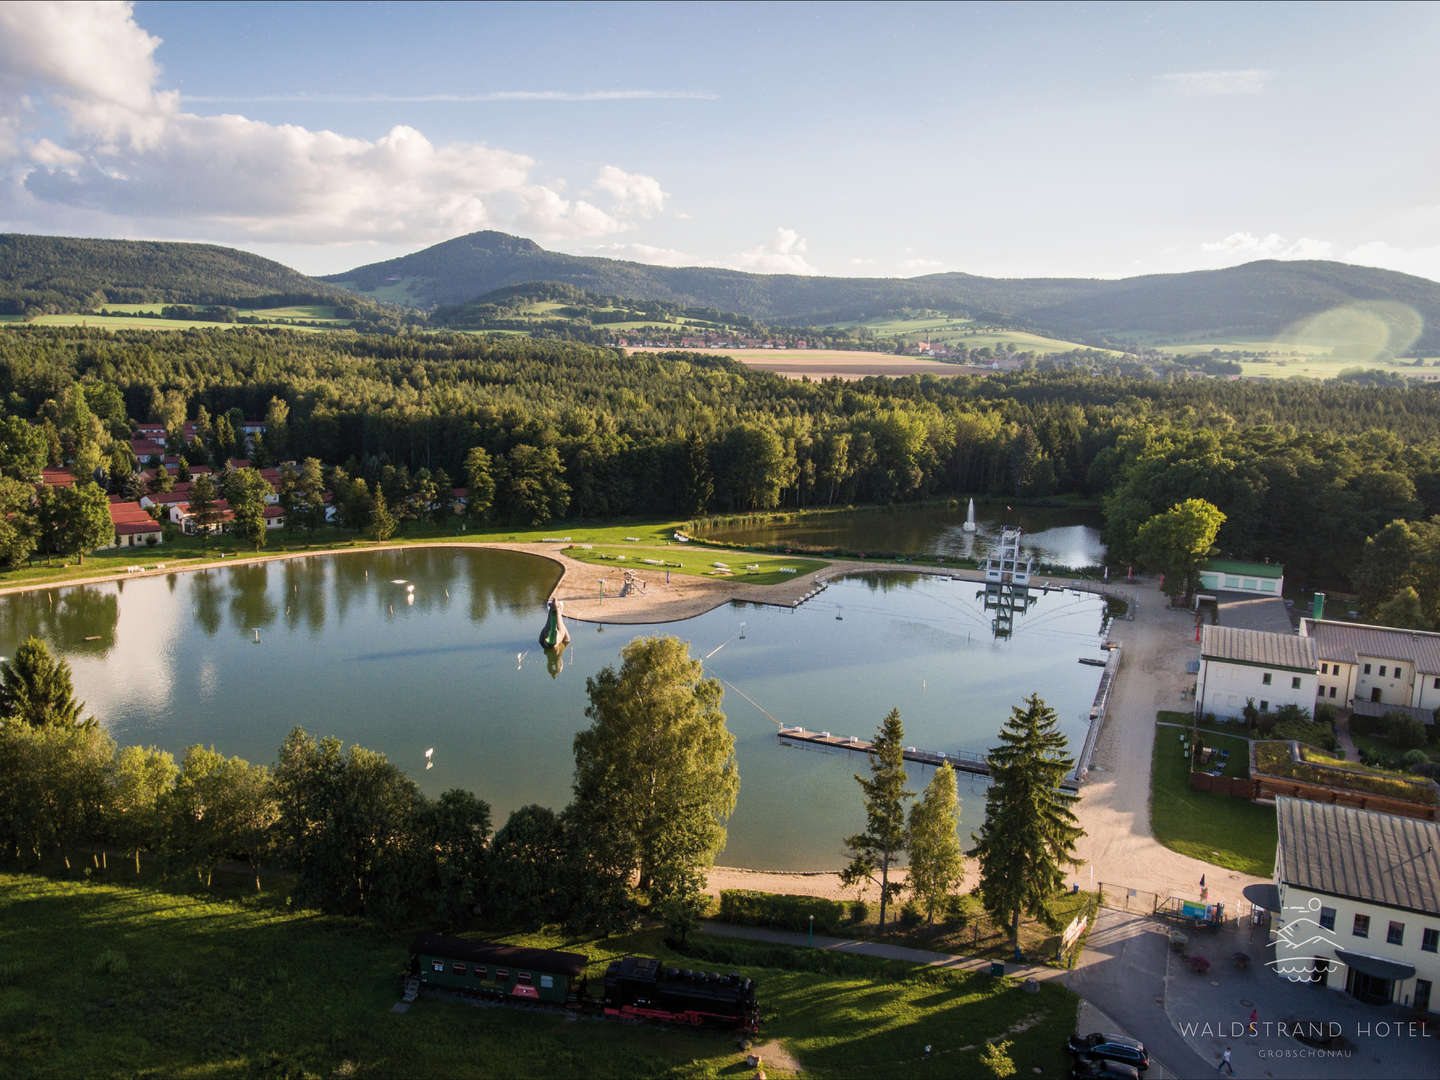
[{"left": 962, "top": 497, "right": 978, "bottom": 532}]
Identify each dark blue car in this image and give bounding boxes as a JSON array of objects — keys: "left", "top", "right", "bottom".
[{"left": 1066, "top": 1032, "right": 1150, "bottom": 1072}]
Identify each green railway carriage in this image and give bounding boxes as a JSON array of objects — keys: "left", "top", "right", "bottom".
[{"left": 407, "top": 933, "right": 588, "bottom": 1006}]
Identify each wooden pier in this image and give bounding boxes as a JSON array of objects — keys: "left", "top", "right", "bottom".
[{"left": 777, "top": 726, "right": 1080, "bottom": 792}]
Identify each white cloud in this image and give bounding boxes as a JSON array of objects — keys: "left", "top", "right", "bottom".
[
  {"left": 732, "top": 227, "right": 818, "bottom": 275},
  {"left": 0, "top": 2, "right": 667, "bottom": 247},
  {"left": 590, "top": 242, "right": 698, "bottom": 268},
  {"left": 900, "top": 257, "right": 945, "bottom": 273},
  {"left": 592, "top": 165, "right": 666, "bottom": 219},
  {"left": 1200, "top": 231, "right": 1335, "bottom": 262},
  {"left": 182, "top": 90, "right": 719, "bottom": 104},
  {"left": 1160, "top": 69, "right": 1273, "bottom": 96},
  {"left": 1343, "top": 241, "right": 1440, "bottom": 283}
]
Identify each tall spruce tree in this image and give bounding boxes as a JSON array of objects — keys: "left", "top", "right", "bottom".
[
  {"left": 970, "top": 694, "right": 1083, "bottom": 948},
  {"left": 907, "top": 762, "right": 965, "bottom": 922},
  {"left": 0, "top": 637, "right": 92, "bottom": 728},
  {"left": 839, "top": 707, "right": 912, "bottom": 930}
]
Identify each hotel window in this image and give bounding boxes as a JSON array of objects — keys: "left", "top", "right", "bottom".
[
  {"left": 1320, "top": 663, "right": 1328, "bottom": 675},
  {"left": 1262, "top": 673, "right": 1273, "bottom": 685},
  {"left": 1353, "top": 913, "right": 1371, "bottom": 938},
  {"left": 1388, "top": 921, "right": 1405, "bottom": 946},
  {"left": 1379, "top": 665, "right": 1387, "bottom": 677},
  {"left": 1292, "top": 677, "right": 1302, "bottom": 689},
  {"left": 1433, "top": 677, "right": 1439, "bottom": 690},
  {"left": 1260, "top": 700, "right": 1269, "bottom": 711},
  {"left": 1423, "top": 928, "right": 1439, "bottom": 953},
  {"left": 1319, "top": 906, "right": 1336, "bottom": 930},
  {"left": 1329, "top": 687, "right": 1337, "bottom": 698},
  {"left": 1364, "top": 663, "right": 1372, "bottom": 675}
]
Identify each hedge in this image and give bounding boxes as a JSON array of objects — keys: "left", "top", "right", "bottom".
[{"left": 717, "top": 890, "right": 847, "bottom": 935}]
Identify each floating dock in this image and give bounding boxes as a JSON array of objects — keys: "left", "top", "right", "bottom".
[{"left": 777, "top": 725, "right": 1080, "bottom": 792}]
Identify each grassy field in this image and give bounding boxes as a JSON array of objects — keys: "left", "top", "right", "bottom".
[
  {"left": 564, "top": 543, "right": 828, "bottom": 585},
  {"left": 0, "top": 873, "right": 1078, "bottom": 1079},
  {"left": 0, "top": 516, "right": 832, "bottom": 593},
  {"left": 691, "top": 348, "right": 977, "bottom": 380},
  {"left": 1149, "top": 720, "right": 1276, "bottom": 876},
  {"left": 832, "top": 315, "right": 1102, "bottom": 356},
  {"left": 1148, "top": 338, "right": 1440, "bottom": 379}
]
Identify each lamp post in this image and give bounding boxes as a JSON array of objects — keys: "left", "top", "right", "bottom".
[{"left": 808, "top": 914, "right": 814, "bottom": 948}]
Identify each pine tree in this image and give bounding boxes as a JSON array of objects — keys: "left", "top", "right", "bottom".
[
  {"left": 0, "top": 636, "right": 93, "bottom": 727},
  {"left": 970, "top": 694, "right": 1083, "bottom": 949},
  {"left": 840, "top": 708, "right": 912, "bottom": 930},
  {"left": 907, "top": 762, "right": 965, "bottom": 922},
  {"left": 370, "top": 484, "right": 397, "bottom": 542}
]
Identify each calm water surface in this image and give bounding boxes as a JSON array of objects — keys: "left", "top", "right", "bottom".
[
  {"left": 0, "top": 549, "right": 1110, "bottom": 870},
  {"left": 702, "top": 504, "right": 1106, "bottom": 569}
]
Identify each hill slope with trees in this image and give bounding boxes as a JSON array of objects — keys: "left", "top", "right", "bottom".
[
  {"left": 0, "top": 234, "right": 376, "bottom": 318},
  {"left": 326, "top": 231, "right": 1440, "bottom": 350}
]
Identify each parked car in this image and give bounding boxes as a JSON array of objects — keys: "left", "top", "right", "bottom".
[
  {"left": 1070, "top": 1058, "right": 1141, "bottom": 1080},
  {"left": 1067, "top": 1032, "right": 1150, "bottom": 1072}
]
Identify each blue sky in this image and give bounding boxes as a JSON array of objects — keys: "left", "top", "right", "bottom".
[{"left": 3, "top": 1, "right": 1439, "bottom": 281}]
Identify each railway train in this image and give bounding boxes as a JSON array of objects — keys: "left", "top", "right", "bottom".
[{"left": 404, "top": 932, "right": 761, "bottom": 1035}]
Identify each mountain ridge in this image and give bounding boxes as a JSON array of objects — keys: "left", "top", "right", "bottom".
[{"left": 324, "top": 231, "right": 1440, "bottom": 350}]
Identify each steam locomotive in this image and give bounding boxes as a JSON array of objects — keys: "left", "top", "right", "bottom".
[{"left": 404, "top": 932, "right": 760, "bottom": 1035}]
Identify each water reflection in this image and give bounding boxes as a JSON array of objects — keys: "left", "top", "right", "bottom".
[
  {"left": 0, "top": 549, "right": 1108, "bottom": 871},
  {"left": 0, "top": 585, "right": 119, "bottom": 655},
  {"left": 228, "top": 564, "right": 278, "bottom": 632}
]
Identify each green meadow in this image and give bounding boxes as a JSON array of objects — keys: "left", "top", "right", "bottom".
[{"left": 0, "top": 873, "right": 1078, "bottom": 1080}]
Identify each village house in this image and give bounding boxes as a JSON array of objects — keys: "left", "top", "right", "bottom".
[
  {"left": 1258, "top": 796, "right": 1440, "bottom": 1013},
  {"left": 1195, "top": 624, "right": 1318, "bottom": 721},
  {"left": 102, "top": 498, "right": 162, "bottom": 549},
  {"left": 1301, "top": 619, "right": 1440, "bottom": 714}
]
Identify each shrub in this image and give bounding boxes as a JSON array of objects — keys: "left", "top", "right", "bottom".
[
  {"left": 1271, "top": 717, "right": 1337, "bottom": 752},
  {"left": 899, "top": 901, "right": 922, "bottom": 929},
  {"left": 717, "top": 890, "right": 846, "bottom": 935},
  {"left": 942, "top": 893, "right": 971, "bottom": 927},
  {"left": 981, "top": 1039, "right": 1018, "bottom": 1079},
  {"left": 848, "top": 900, "right": 869, "bottom": 924},
  {"left": 92, "top": 949, "right": 128, "bottom": 975},
  {"left": 1386, "top": 712, "right": 1428, "bottom": 749},
  {"left": 1316, "top": 703, "right": 1338, "bottom": 726},
  {"left": 1204, "top": 713, "right": 1217, "bottom": 728},
  {"left": 1243, "top": 699, "right": 1260, "bottom": 728},
  {"left": 1403, "top": 749, "right": 1432, "bottom": 770}
]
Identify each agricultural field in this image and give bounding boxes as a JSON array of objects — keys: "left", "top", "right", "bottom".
[
  {"left": 833, "top": 315, "right": 1102, "bottom": 356},
  {"left": 0, "top": 873, "right": 1078, "bottom": 1080},
  {"left": 686, "top": 348, "right": 980, "bottom": 380},
  {"left": 1149, "top": 339, "right": 1440, "bottom": 380},
  {"left": 19, "top": 312, "right": 244, "bottom": 331}
]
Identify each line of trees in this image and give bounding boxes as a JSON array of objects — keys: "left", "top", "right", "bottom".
[
  {"left": 0, "top": 634, "right": 738, "bottom": 935},
  {"left": 840, "top": 695, "right": 1082, "bottom": 946}
]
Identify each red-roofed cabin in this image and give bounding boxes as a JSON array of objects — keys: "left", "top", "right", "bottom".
[
  {"left": 40, "top": 468, "right": 76, "bottom": 487},
  {"left": 264, "top": 504, "right": 285, "bottom": 530},
  {"left": 103, "top": 499, "right": 162, "bottom": 549},
  {"left": 170, "top": 500, "right": 233, "bottom": 535}
]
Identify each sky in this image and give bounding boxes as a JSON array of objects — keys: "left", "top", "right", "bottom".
[{"left": 3, "top": 0, "right": 1440, "bottom": 281}]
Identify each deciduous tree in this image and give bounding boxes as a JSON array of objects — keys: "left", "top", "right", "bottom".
[
  {"left": 569, "top": 636, "right": 738, "bottom": 919},
  {"left": 1136, "top": 497, "right": 1226, "bottom": 605},
  {"left": 907, "top": 762, "right": 965, "bottom": 922}
]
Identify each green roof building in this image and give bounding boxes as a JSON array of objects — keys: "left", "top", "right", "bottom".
[{"left": 1198, "top": 559, "right": 1284, "bottom": 597}]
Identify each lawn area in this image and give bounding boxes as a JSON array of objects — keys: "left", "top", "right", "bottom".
[
  {"left": 1253, "top": 741, "right": 1437, "bottom": 803},
  {"left": 862, "top": 888, "right": 1100, "bottom": 967},
  {"left": 1149, "top": 721, "right": 1276, "bottom": 876},
  {"left": 564, "top": 543, "right": 828, "bottom": 585},
  {"left": 0, "top": 873, "right": 1077, "bottom": 1079}
]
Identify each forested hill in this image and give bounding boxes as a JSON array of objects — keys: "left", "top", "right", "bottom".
[
  {"left": 326, "top": 231, "right": 1440, "bottom": 350},
  {"left": 0, "top": 234, "right": 370, "bottom": 317}
]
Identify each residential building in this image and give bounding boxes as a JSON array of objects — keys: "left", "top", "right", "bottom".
[
  {"left": 1301, "top": 619, "right": 1440, "bottom": 713},
  {"left": 103, "top": 499, "right": 162, "bottom": 548},
  {"left": 1196, "top": 624, "right": 1318, "bottom": 720},
  {"left": 1197, "top": 559, "right": 1284, "bottom": 597},
  {"left": 1264, "top": 797, "right": 1440, "bottom": 1012}
]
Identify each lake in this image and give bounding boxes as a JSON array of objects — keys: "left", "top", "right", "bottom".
[
  {"left": 699, "top": 503, "right": 1107, "bottom": 570},
  {"left": 0, "top": 548, "right": 1110, "bottom": 871}
]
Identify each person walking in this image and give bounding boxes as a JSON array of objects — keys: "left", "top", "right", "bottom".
[{"left": 1217, "top": 1046, "right": 1234, "bottom": 1074}]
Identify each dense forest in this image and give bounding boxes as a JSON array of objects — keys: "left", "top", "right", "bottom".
[
  {"left": 327, "top": 230, "right": 1440, "bottom": 350},
  {"left": 5, "top": 326, "right": 1440, "bottom": 603},
  {"left": 0, "top": 234, "right": 381, "bottom": 320}
]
